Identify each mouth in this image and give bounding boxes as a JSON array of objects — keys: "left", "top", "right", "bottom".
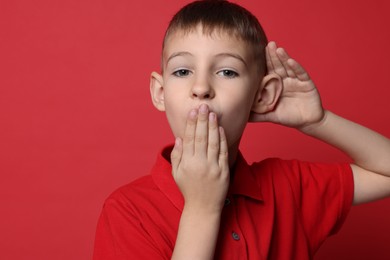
[{"left": 194, "top": 103, "right": 222, "bottom": 121}]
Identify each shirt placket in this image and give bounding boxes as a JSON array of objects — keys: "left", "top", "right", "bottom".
[{"left": 216, "top": 195, "right": 248, "bottom": 259}]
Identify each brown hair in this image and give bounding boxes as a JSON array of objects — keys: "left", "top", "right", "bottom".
[{"left": 163, "top": 0, "right": 268, "bottom": 75}]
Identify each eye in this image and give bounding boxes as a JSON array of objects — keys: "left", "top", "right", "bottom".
[
  {"left": 173, "top": 69, "right": 191, "bottom": 77},
  {"left": 217, "top": 69, "right": 239, "bottom": 78}
]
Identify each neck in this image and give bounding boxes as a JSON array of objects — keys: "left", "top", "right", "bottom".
[{"left": 228, "top": 140, "right": 240, "bottom": 169}]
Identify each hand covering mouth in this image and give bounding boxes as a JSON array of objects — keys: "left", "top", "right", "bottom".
[{"left": 193, "top": 103, "right": 222, "bottom": 122}]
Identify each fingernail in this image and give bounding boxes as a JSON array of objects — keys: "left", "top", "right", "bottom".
[
  {"left": 199, "top": 104, "right": 208, "bottom": 114},
  {"left": 209, "top": 112, "right": 216, "bottom": 122},
  {"left": 189, "top": 109, "right": 197, "bottom": 118},
  {"left": 175, "top": 137, "right": 181, "bottom": 146}
]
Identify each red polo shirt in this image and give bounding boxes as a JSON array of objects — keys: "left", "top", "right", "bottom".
[{"left": 93, "top": 146, "right": 354, "bottom": 259}]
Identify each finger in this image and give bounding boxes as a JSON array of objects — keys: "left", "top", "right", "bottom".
[
  {"left": 286, "top": 58, "right": 311, "bottom": 81},
  {"left": 276, "top": 48, "right": 296, "bottom": 78},
  {"left": 207, "top": 112, "right": 219, "bottom": 160},
  {"left": 265, "top": 43, "right": 274, "bottom": 72},
  {"left": 183, "top": 109, "right": 197, "bottom": 156},
  {"left": 218, "top": 127, "right": 229, "bottom": 170},
  {"left": 194, "top": 104, "right": 209, "bottom": 157},
  {"left": 170, "top": 137, "right": 183, "bottom": 175},
  {"left": 267, "top": 42, "right": 287, "bottom": 77}
]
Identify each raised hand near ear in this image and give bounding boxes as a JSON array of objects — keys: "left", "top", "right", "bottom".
[{"left": 250, "top": 42, "right": 325, "bottom": 130}]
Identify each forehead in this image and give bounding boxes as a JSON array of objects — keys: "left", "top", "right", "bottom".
[{"left": 163, "top": 26, "right": 253, "bottom": 63}]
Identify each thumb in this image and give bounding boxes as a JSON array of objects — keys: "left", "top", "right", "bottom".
[{"left": 170, "top": 137, "right": 183, "bottom": 175}]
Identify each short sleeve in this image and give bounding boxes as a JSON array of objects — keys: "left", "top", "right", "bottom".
[
  {"left": 93, "top": 192, "right": 165, "bottom": 260},
  {"left": 280, "top": 160, "right": 354, "bottom": 250}
]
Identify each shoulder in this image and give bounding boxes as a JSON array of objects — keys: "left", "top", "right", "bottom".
[
  {"left": 241, "top": 157, "right": 354, "bottom": 249},
  {"left": 249, "top": 158, "right": 353, "bottom": 202},
  {"left": 94, "top": 174, "right": 177, "bottom": 259},
  {"left": 102, "top": 175, "right": 158, "bottom": 213},
  {"left": 109, "top": 174, "right": 154, "bottom": 196},
  {"left": 250, "top": 157, "right": 352, "bottom": 181}
]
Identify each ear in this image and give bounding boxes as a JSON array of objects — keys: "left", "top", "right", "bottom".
[
  {"left": 150, "top": 71, "right": 165, "bottom": 111},
  {"left": 251, "top": 73, "right": 283, "bottom": 114}
]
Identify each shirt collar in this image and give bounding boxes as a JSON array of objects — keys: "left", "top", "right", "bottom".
[
  {"left": 229, "top": 151, "right": 263, "bottom": 202},
  {"left": 152, "top": 145, "right": 263, "bottom": 211}
]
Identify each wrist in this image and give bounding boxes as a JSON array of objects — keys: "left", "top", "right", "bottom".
[
  {"left": 173, "top": 204, "right": 222, "bottom": 260},
  {"left": 299, "top": 109, "right": 329, "bottom": 135},
  {"left": 182, "top": 203, "right": 223, "bottom": 218}
]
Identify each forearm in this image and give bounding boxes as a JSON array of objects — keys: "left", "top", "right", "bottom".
[
  {"left": 171, "top": 206, "right": 221, "bottom": 260},
  {"left": 301, "top": 110, "right": 390, "bottom": 176}
]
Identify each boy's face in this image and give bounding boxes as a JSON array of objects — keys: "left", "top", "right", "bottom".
[{"left": 152, "top": 26, "right": 261, "bottom": 150}]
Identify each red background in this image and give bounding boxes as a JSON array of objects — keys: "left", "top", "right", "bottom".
[{"left": 1, "top": 0, "right": 389, "bottom": 259}]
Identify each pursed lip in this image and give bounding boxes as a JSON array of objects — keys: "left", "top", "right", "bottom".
[{"left": 192, "top": 103, "right": 222, "bottom": 122}]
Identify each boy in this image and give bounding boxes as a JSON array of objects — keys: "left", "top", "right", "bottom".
[{"left": 93, "top": 1, "right": 390, "bottom": 259}]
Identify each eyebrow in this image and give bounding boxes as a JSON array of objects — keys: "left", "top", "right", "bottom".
[
  {"left": 215, "top": 53, "right": 248, "bottom": 68},
  {"left": 165, "top": 51, "right": 248, "bottom": 68},
  {"left": 166, "top": 51, "right": 194, "bottom": 65}
]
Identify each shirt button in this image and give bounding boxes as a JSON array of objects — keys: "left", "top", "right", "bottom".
[
  {"left": 232, "top": 232, "right": 240, "bottom": 241},
  {"left": 224, "top": 198, "right": 231, "bottom": 206}
]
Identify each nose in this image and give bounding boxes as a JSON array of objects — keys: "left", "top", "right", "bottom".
[{"left": 191, "top": 77, "right": 215, "bottom": 100}]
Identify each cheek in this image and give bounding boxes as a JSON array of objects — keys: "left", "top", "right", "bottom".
[
  {"left": 218, "top": 98, "right": 253, "bottom": 145},
  {"left": 164, "top": 99, "right": 189, "bottom": 138},
  {"left": 220, "top": 112, "right": 249, "bottom": 145},
  {"left": 164, "top": 108, "right": 182, "bottom": 138}
]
